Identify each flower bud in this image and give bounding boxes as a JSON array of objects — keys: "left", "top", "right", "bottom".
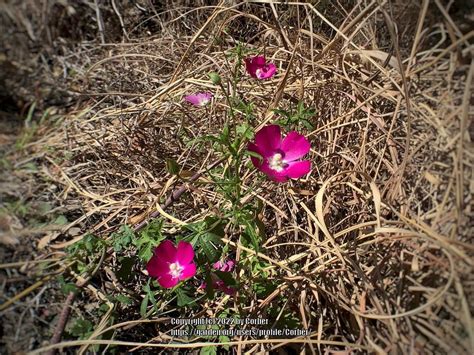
[{"left": 209, "top": 72, "right": 221, "bottom": 85}]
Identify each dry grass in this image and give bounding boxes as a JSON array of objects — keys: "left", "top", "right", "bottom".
[{"left": 1, "top": 0, "right": 473, "bottom": 354}]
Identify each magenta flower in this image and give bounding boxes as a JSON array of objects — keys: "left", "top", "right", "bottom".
[
  {"left": 184, "top": 92, "right": 213, "bottom": 106},
  {"left": 213, "top": 259, "right": 235, "bottom": 272},
  {"left": 248, "top": 125, "right": 311, "bottom": 182},
  {"left": 146, "top": 240, "right": 196, "bottom": 288},
  {"left": 244, "top": 56, "right": 277, "bottom": 80},
  {"left": 213, "top": 280, "right": 236, "bottom": 295},
  {"left": 200, "top": 259, "right": 236, "bottom": 295}
]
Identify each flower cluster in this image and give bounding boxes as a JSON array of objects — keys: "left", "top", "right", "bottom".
[
  {"left": 146, "top": 240, "right": 236, "bottom": 294},
  {"left": 146, "top": 53, "right": 313, "bottom": 291},
  {"left": 184, "top": 56, "right": 276, "bottom": 107},
  {"left": 200, "top": 259, "right": 236, "bottom": 295}
]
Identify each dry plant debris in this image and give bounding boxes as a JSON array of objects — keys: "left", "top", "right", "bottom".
[{"left": 0, "top": 0, "right": 473, "bottom": 354}]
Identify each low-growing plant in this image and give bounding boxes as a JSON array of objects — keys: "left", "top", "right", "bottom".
[{"left": 63, "top": 43, "right": 314, "bottom": 345}]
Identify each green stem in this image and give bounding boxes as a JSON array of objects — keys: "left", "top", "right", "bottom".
[{"left": 219, "top": 81, "right": 235, "bottom": 122}]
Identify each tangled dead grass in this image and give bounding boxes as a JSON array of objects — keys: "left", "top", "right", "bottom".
[{"left": 1, "top": 0, "right": 473, "bottom": 353}]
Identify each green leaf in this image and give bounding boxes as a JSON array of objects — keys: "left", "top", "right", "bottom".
[
  {"left": 141, "top": 281, "right": 160, "bottom": 316},
  {"left": 61, "top": 283, "right": 79, "bottom": 295},
  {"left": 254, "top": 216, "right": 266, "bottom": 240},
  {"left": 301, "top": 119, "right": 314, "bottom": 130},
  {"left": 201, "top": 239, "right": 219, "bottom": 262},
  {"left": 221, "top": 124, "right": 230, "bottom": 144},
  {"left": 176, "top": 289, "right": 195, "bottom": 307},
  {"left": 69, "top": 318, "right": 93, "bottom": 338},
  {"left": 273, "top": 102, "right": 315, "bottom": 129},
  {"left": 139, "top": 246, "right": 153, "bottom": 262},
  {"left": 166, "top": 158, "right": 180, "bottom": 176},
  {"left": 204, "top": 216, "right": 226, "bottom": 238},
  {"left": 135, "top": 219, "right": 165, "bottom": 262},
  {"left": 112, "top": 225, "right": 134, "bottom": 252},
  {"left": 22, "top": 162, "right": 38, "bottom": 172},
  {"left": 200, "top": 346, "right": 217, "bottom": 355},
  {"left": 245, "top": 150, "right": 263, "bottom": 162},
  {"left": 243, "top": 222, "right": 260, "bottom": 251},
  {"left": 253, "top": 279, "right": 278, "bottom": 297},
  {"left": 272, "top": 108, "right": 291, "bottom": 119},
  {"left": 209, "top": 72, "right": 221, "bottom": 85},
  {"left": 58, "top": 276, "right": 79, "bottom": 295},
  {"left": 194, "top": 217, "right": 225, "bottom": 262},
  {"left": 236, "top": 122, "right": 253, "bottom": 140},
  {"left": 67, "top": 234, "right": 106, "bottom": 259},
  {"left": 140, "top": 295, "right": 149, "bottom": 318},
  {"left": 219, "top": 336, "right": 231, "bottom": 350},
  {"left": 38, "top": 202, "right": 53, "bottom": 215},
  {"left": 53, "top": 215, "right": 68, "bottom": 225},
  {"left": 99, "top": 303, "right": 110, "bottom": 313},
  {"left": 115, "top": 294, "right": 132, "bottom": 305}
]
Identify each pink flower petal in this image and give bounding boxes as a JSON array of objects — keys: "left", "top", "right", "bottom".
[
  {"left": 212, "top": 261, "right": 224, "bottom": 270},
  {"left": 281, "top": 132, "right": 311, "bottom": 161},
  {"left": 201, "top": 92, "right": 213, "bottom": 100},
  {"left": 258, "top": 160, "right": 310, "bottom": 181},
  {"left": 249, "top": 124, "right": 312, "bottom": 182},
  {"left": 180, "top": 262, "right": 196, "bottom": 279},
  {"left": 177, "top": 241, "right": 194, "bottom": 264},
  {"left": 245, "top": 56, "right": 266, "bottom": 78},
  {"left": 251, "top": 56, "right": 266, "bottom": 66},
  {"left": 146, "top": 257, "right": 170, "bottom": 278},
  {"left": 244, "top": 60, "right": 256, "bottom": 78},
  {"left": 146, "top": 240, "right": 197, "bottom": 288},
  {"left": 154, "top": 240, "right": 177, "bottom": 262},
  {"left": 214, "top": 280, "right": 224, "bottom": 287},
  {"left": 258, "top": 162, "right": 289, "bottom": 182},
  {"left": 221, "top": 285, "right": 236, "bottom": 295},
  {"left": 158, "top": 274, "right": 179, "bottom": 288},
  {"left": 212, "top": 259, "right": 235, "bottom": 272},
  {"left": 256, "top": 63, "right": 277, "bottom": 80},
  {"left": 214, "top": 280, "right": 236, "bottom": 295},
  {"left": 223, "top": 260, "right": 235, "bottom": 272},
  {"left": 184, "top": 95, "right": 201, "bottom": 106},
  {"left": 255, "top": 125, "right": 281, "bottom": 154},
  {"left": 184, "top": 92, "right": 212, "bottom": 106},
  {"left": 266, "top": 63, "right": 277, "bottom": 77},
  {"left": 285, "top": 160, "right": 311, "bottom": 179},
  {"left": 245, "top": 56, "right": 277, "bottom": 80}
]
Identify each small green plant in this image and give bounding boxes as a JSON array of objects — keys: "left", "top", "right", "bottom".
[
  {"left": 66, "top": 234, "right": 107, "bottom": 274},
  {"left": 68, "top": 317, "right": 94, "bottom": 339},
  {"left": 134, "top": 219, "right": 165, "bottom": 261},
  {"left": 144, "top": 45, "right": 312, "bottom": 313},
  {"left": 60, "top": 43, "right": 315, "bottom": 342},
  {"left": 111, "top": 220, "right": 165, "bottom": 262},
  {"left": 2, "top": 200, "right": 29, "bottom": 217},
  {"left": 140, "top": 279, "right": 160, "bottom": 317},
  {"left": 274, "top": 101, "right": 316, "bottom": 130},
  {"left": 111, "top": 225, "right": 135, "bottom": 253}
]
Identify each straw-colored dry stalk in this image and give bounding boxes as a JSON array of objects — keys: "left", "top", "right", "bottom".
[{"left": 1, "top": 0, "right": 472, "bottom": 353}]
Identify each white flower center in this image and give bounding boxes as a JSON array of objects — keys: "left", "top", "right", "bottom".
[
  {"left": 199, "top": 98, "right": 209, "bottom": 106},
  {"left": 169, "top": 262, "right": 184, "bottom": 278},
  {"left": 268, "top": 153, "right": 285, "bottom": 172},
  {"left": 255, "top": 68, "right": 264, "bottom": 79}
]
